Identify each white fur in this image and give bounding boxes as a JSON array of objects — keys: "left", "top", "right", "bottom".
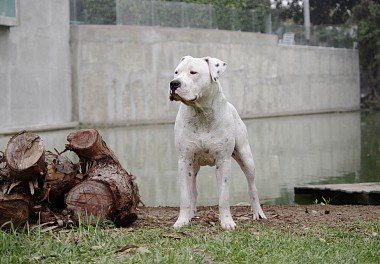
[{"left": 170, "top": 56, "right": 266, "bottom": 230}]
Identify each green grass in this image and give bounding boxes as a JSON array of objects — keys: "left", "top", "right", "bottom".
[{"left": 1, "top": 221, "right": 379, "bottom": 263}]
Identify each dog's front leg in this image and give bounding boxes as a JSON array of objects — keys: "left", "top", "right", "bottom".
[
  {"left": 173, "top": 159, "right": 195, "bottom": 228},
  {"left": 216, "top": 158, "right": 236, "bottom": 230}
]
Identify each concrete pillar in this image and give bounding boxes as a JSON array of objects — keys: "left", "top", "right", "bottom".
[{"left": 303, "top": 0, "right": 311, "bottom": 43}]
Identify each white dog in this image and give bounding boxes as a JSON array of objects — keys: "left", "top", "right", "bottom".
[{"left": 169, "top": 56, "right": 266, "bottom": 230}]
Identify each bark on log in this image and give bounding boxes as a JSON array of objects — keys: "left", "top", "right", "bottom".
[
  {"left": 65, "top": 129, "right": 140, "bottom": 227},
  {"left": 42, "top": 151, "right": 82, "bottom": 206},
  {"left": 0, "top": 193, "right": 33, "bottom": 227},
  {"left": 5, "top": 131, "right": 46, "bottom": 181},
  {"left": 0, "top": 151, "right": 9, "bottom": 181}
]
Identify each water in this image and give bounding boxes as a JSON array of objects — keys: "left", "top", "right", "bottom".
[{"left": 1, "top": 111, "right": 379, "bottom": 206}]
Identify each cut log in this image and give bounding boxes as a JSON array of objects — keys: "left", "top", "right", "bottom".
[
  {"left": 65, "top": 180, "right": 114, "bottom": 223},
  {"left": 42, "top": 151, "right": 82, "bottom": 206},
  {"left": 66, "top": 129, "right": 119, "bottom": 162},
  {"left": 66, "top": 163, "right": 138, "bottom": 226},
  {"left": 0, "top": 193, "right": 33, "bottom": 227},
  {"left": 5, "top": 131, "right": 46, "bottom": 181},
  {"left": 65, "top": 129, "right": 140, "bottom": 227}
]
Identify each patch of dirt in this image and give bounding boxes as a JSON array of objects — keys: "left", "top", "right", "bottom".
[{"left": 135, "top": 205, "right": 380, "bottom": 228}]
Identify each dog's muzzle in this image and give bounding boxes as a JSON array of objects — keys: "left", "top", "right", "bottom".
[{"left": 169, "top": 80, "right": 181, "bottom": 101}]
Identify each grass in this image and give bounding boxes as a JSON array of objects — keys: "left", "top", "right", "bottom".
[{"left": 0, "top": 220, "right": 379, "bottom": 263}]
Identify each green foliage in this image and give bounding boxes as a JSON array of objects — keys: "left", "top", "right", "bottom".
[
  {"left": 156, "top": 0, "right": 270, "bottom": 32},
  {"left": 163, "top": 0, "right": 269, "bottom": 10},
  {"left": 74, "top": 0, "right": 271, "bottom": 32},
  {"left": 163, "top": 0, "right": 271, "bottom": 32},
  {"left": 352, "top": 0, "right": 380, "bottom": 101},
  {"left": 310, "top": 0, "right": 358, "bottom": 25},
  {"left": 80, "top": 0, "right": 116, "bottom": 25},
  {"left": 274, "top": 0, "right": 359, "bottom": 25},
  {"left": 315, "top": 24, "right": 356, "bottom": 48}
]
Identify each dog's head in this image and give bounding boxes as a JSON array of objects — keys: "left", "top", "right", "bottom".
[{"left": 169, "top": 56, "right": 227, "bottom": 104}]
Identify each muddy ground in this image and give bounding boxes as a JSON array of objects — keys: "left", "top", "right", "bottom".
[{"left": 136, "top": 205, "right": 380, "bottom": 228}]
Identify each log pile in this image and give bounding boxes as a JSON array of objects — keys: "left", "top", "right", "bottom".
[{"left": 0, "top": 130, "right": 140, "bottom": 229}]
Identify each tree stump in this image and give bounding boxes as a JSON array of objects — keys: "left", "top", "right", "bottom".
[
  {"left": 0, "top": 193, "right": 33, "bottom": 227},
  {"left": 65, "top": 129, "right": 140, "bottom": 227},
  {"left": 5, "top": 131, "right": 46, "bottom": 181}
]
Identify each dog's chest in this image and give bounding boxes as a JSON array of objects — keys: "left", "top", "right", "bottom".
[{"left": 186, "top": 131, "right": 234, "bottom": 166}]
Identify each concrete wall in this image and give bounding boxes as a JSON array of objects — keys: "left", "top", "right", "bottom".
[
  {"left": 0, "top": 0, "right": 73, "bottom": 133},
  {"left": 71, "top": 25, "right": 360, "bottom": 125},
  {"left": 0, "top": 15, "right": 360, "bottom": 132}
]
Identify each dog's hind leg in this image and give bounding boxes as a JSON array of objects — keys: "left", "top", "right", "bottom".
[{"left": 232, "top": 121, "right": 266, "bottom": 220}]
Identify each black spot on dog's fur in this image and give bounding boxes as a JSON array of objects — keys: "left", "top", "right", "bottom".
[
  {"left": 216, "top": 63, "right": 219, "bottom": 67},
  {"left": 188, "top": 172, "right": 192, "bottom": 177}
]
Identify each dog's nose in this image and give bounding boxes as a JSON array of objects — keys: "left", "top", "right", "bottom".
[{"left": 170, "top": 80, "right": 181, "bottom": 92}]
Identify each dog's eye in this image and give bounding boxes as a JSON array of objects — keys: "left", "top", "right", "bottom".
[
  {"left": 174, "top": 71, "right": 178, "bottom": 74},
  {"left": 190, "top": 71, "right": 197, "bottom": 75}
]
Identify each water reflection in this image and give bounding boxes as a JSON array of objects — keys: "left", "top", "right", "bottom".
[{"left": 1, "top": 112, "right": 369, "bottom": 205}]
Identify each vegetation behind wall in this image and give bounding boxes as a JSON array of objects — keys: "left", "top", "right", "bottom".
[{"left": 352, "top": 0, "right": 380, "bottom": 105}]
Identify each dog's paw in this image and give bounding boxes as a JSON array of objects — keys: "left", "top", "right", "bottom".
[
  {"left": 220, "top": 218, "right": 236, "bottom": 231},
  {"left": 173, "top": 218, "right": 190, "bottom": 229},
  {"left": 252, "top": 208, "right": 267, "bottom": 220}
]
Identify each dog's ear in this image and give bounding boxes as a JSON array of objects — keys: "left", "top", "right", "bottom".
[
  {"left": 204, "top": 57, "right": 227, "bottom": 82},
  {"left": 180, "top": 55, "right": 193, "bottom": 62}
]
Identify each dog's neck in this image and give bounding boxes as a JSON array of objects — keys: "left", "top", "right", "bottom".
[{"left": 184, "top": 81, "right": 226, "bottom": 122}]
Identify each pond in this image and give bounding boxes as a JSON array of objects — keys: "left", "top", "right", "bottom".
[{"left": 0, "top": 111, "right": 379, "bottom": 206}]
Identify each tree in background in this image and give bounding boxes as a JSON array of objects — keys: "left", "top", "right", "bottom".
[
  {"left": 273, "top": 0, "right": 379, "bottom": 104},
  {"left": 271, "top": 0, "right": 359, "bottom": 25},
  {"left": 352, "top": 0, "right": 380, "bottom": 104}
]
